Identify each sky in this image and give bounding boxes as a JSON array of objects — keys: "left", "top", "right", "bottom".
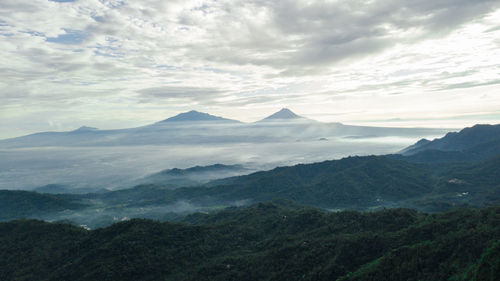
[{"left": 1, "top": 0, "right": 500, "bottom": 139}]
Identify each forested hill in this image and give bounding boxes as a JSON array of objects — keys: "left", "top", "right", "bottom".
[
  {"left": 399, "top": 124, "right": 500, "bottom": 163},
  {"left": 167, "top": 154, "right": 500, "bottom": 211},
  {"left": 1, "top": 202, "right": 499, "bottom": 281},
  {"left": 193, "top": 156, "right": 435, "bottom": 207},
  {"left": 0, "top": 190, "right": 83, "bottom": 221}
]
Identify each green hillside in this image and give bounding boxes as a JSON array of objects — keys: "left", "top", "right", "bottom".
[
  {"left": 184, "top": 156, "right": 435, "bottom": 208},
  {"left": 161, "top": 155, "right": 500, "bottom": 212},
  {"left": 401, "top": 124, "right": 500, "bottom": 157},
  {"left": 393, "top": 138, "right": 500, "bottom": 164},
  {"left": 0, "top": 202, "right": 499, "bottom": 281},
  {"left": 0, "top": 190, "right": 84, "bottom": 220}
]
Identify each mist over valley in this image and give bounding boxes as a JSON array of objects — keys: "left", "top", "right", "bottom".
[{"left": 0, "top": 109, "right": 448, "bottom": 191}]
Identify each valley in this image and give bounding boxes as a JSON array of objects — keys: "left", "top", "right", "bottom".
[{"left": 1, "top": 123, "right": 499, "bottom": 229}]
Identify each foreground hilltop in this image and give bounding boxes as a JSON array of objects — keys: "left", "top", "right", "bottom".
[{"left": 0, "top": 202, "right": 499, "bottom": 281}]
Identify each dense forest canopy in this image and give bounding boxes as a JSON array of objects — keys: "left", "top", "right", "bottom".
[{"left": 0, "top": 202, "right": 499, "bottom": 281}]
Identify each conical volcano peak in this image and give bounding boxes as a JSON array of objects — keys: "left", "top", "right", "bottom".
[
  {"left": 263, "top": 108, "right": 302, "bottom": 120},
  {"left": 159, "top": 110, "right": 239, "bottom": 123}
]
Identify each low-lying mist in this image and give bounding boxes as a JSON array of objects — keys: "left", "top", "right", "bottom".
[
  {"left": 30, "top": 199, "right": 253, "bottom": 229},
  {"left": 0, "top": 135, "right": 442, "bottom": 191}
]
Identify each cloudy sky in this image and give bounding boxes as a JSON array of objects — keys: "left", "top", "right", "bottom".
[{"left": 1, "top": 0, "right": 500, "bottom": 139}]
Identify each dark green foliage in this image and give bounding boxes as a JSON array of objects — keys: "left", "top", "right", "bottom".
[
  {"left": 1, "top": 203, "right": 499, "bottom": 281},
  {"left": 172, "top": 156, "right": 436, "bottom": 209},
  {"left": 0, "top": 220, "right": 87, "bottom": 281},
  {"left": 166, "top": 155, "right": 500, "bottom": 212},
  {"left": 470, "top": 241, "right": 500, "bottom": 281},
  {"left": 429, "top": 155, "right": 500, "bottom": 207},
  {"left": 0, "top": 190, "right": 83, "bottom": 220},
  {"left": 90, "top": 184, "right": 174, "bottom": 205},
  {"left": 340, "top": 207, "right": 500, "bottom": 281}
]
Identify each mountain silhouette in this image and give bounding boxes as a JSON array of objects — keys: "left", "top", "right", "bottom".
[
  {"left": 259, "top": 108, "right": 306, "bottom": 122},
  {"left": 158, "top": 110, "right": 239, "bottom": 123}
]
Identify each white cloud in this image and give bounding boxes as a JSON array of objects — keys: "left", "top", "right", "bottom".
[{"left": 1, "top": 0, "right": 500, "bottom": 138}]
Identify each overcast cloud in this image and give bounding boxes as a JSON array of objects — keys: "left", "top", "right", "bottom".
[{"left": 1, "top": 0, "right": 500, "bottom": 138}]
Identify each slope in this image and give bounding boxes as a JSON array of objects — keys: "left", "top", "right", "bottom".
[
  {"left": 0, "top": 190, "right": 84, "bottom": 220},
  {"left": 1, "top": 203, "right": 499, "bottom": 281},
  {"left": 156, "top": 110, "right": 240, "bottom": 123},
  {"left": 402, "top": 124, "right": 500, "bottom": 156},
  {"left": 167, "top": 156, "right": 436, "bottom": 209}
]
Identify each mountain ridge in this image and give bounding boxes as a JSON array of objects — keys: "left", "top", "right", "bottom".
[
  {"left": 156, "top": 110, "right": 240, "bottom": 123},
  {"left": 402, "top": 124, "right": 500, "bottom": 155},
  {"left": 0, "top": 109, "right": 448, "bottom": 147},
  {"left": 134, "top": 164, "right": 250, "bottom": 188}
]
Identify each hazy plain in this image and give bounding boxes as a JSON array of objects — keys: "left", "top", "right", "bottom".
[{"left": 0, "top": 135, "right": 442, "bottom": 191}]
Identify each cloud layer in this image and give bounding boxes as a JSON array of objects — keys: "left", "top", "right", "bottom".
[{"left": 1, "top": 0, "right": 500, "bottom": 137}]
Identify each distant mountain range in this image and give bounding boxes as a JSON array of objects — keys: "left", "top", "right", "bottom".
[{"left": 0, "top": 108, "right": 448, "bottom": 147}]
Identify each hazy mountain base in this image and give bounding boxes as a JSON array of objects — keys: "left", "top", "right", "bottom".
[
  {"left": 0, "top": 138, "right": 421, "bottom": 190},
  {"left": 0, "top": 109, "right": 447, "bottom": 190},
  {"left": 0, "top": 108, "right": 447, "bottom": 149},
  {"left": 0, "top": 202, "right": 499, "bottom": 281}
]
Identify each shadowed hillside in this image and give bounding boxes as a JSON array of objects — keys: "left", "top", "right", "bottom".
[{"left": 0, "top": 202, "right": 499, "bottom": 281}]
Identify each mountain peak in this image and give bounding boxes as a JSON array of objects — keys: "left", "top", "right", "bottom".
[
  {"left": 262, "top": 108, "right": 302, "bottom": 120},
  {"left": 73, "top": 126, "right": 98, "bottom": 132},
  {"left": 159, "top": 110, "right": 239, "bottom": 123}
]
